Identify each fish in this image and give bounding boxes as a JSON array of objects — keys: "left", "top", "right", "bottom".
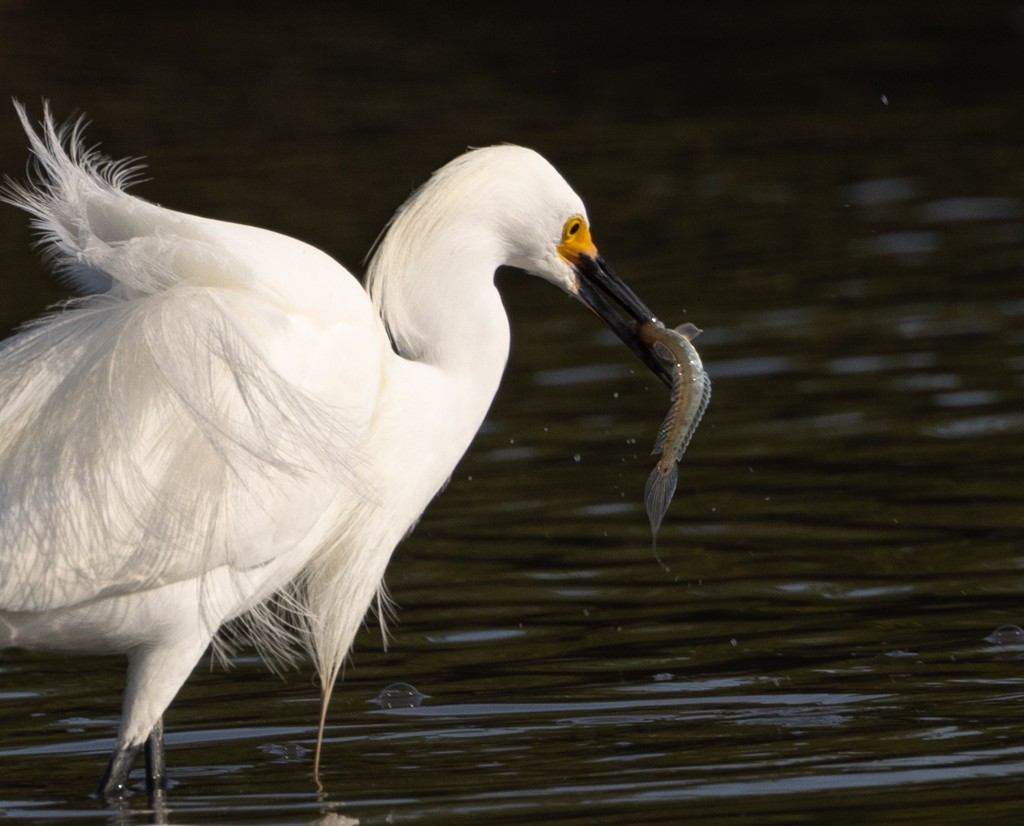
[{"left": 637, "top": 320, "right": 711, "bottom": 543}]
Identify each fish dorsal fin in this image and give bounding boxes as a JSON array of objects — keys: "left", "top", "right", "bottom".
[{"left": 674, "top": 322, "right": 702, "bottom": 341}]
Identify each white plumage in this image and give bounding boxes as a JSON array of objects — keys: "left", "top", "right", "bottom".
[{"left": 0, "top": 103, "right": 666, "bottom": 801}]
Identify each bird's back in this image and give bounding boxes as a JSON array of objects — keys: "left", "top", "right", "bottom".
[{"left": 0, "top": 104, "right": 383, "bottom": 617}]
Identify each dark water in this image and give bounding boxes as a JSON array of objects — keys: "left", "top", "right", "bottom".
[{"left": 2, "top": 3, "right": 1024, "bottom": 824}]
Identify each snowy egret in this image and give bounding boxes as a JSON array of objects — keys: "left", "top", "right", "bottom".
[{"left": 0, "top": 103, "right": 673, "bottom": 803}]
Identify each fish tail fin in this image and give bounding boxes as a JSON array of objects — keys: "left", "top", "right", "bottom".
[{"left": 644, "top": 462, "right": 679, "bottom": 541}]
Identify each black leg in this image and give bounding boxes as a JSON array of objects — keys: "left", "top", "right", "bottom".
[
  {"left": 97, "top": 740, "right": 144, "bottom": 803},
  {"left": 145, "top": 717, "right": 167, "bottom": 810},
  {"left": 96, "top": 717, "right": 168, "bottom": 808}
]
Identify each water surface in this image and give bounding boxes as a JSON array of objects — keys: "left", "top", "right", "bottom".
[{"left": 1, "top": 4, "right": 1024, "bottom": 824}]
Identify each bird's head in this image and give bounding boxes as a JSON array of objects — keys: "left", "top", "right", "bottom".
[
  {"left": 369, "top": 144, "right": 676, "bottom": 387},
  {"left": 482, "top": 146, "right": 675, "bottom": 387}
]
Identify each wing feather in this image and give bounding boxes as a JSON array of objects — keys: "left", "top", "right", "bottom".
[{"left": 0, "top": 103, "right": 381, "bottom": 612}]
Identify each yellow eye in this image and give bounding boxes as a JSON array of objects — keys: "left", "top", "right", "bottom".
[
  {"left": 562, "top": 215, "right": 585, "bottom": 242},
  {"left": 557, "top": 214, "right": 598, "bottom": 264}
]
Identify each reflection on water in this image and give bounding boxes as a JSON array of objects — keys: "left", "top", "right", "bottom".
[{"left": 2, "top": 2, "right": 1024, "bottom": 825}]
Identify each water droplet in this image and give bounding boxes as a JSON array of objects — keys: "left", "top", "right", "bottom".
[
  {"left": 986, "top": 624, "right": 1024, "bottom": 645},
  {"left": 259, "top": 741, "right": 311, "bottom": 762},
  {"left": 369, "top": 682, "right": 429, "bottom": 709}
]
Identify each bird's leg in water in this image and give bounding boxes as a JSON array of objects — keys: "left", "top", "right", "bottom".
[
  {"left": 95, "top": 634, "right": 206, "bottom": 803},
  {"left": 97, "top": 739, "right": 144, "bottom": 803},
  {"left": 145, "top": 717, "right": 167, "bottom": 808},
  {"left": 96, "top": 718, "right": 167, "bottom": 807}
]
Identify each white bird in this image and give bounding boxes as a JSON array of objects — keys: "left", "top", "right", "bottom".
[{"left": 0, "top": 103, "right": 671, "bottom": 803}]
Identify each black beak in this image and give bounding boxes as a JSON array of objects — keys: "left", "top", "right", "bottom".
[{"left": 573, "top": 255, "right": 674, "bottom": 388}]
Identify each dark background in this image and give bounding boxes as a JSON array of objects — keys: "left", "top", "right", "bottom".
[{"left": 3, "top": 3, "right": 1024, "bottom": 824}]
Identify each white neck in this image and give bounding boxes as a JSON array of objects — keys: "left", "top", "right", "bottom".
[
  {"left": 367, "top": 183, "right": 511, "bottom": 389},
  {"left": 364, "top": 190, "right": 512, "bottom": 499}
]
